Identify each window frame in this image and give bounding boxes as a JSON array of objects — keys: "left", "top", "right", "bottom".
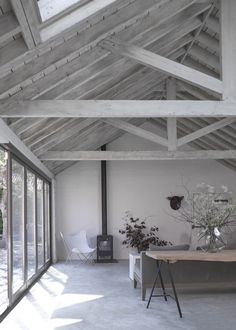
[{"left": 0, "top": 143, "right": 52, "bottom": 322}]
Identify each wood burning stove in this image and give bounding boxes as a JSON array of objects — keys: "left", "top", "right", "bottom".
[
  {"left": 96, "top": 145, "right": 116, "bottom": 263},
  {"left": 97, "top": 235, "right": 113, "bottom": 262}
]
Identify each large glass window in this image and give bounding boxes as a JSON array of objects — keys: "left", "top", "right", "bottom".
[
  {"left": 27, "top": 171, "right": 36, "bottom": 279},
  {"left": 0, "top": 148, "right": 8, "bottom": 314},
  {"left": 12, "top": 160, "right": 25, "bottom": 294},
  {"left": 37, "top": 178, "right": 44, "bottom": 269},
  {"left": 0, "top": 146, "right": 51, "bottom": 321}
]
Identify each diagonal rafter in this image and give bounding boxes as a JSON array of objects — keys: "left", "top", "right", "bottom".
[
  {"left": 178, "top": 117, "right": 236, "bottom": 147},
  {"left": 180, "top": 0, "right": 217, "bottom": 63},
  {"left": 102, "top": 118, "right": 168, "bottom": 147},
  {"left": 100, "top": 37, "right": 222, "bottom": 94}
]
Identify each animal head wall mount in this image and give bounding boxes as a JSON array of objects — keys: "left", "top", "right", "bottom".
[{"left": 167, "top": 196, "right": 184, "bottom": 210}]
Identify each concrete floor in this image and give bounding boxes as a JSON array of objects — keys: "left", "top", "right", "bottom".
[{"left": 2, "top": 260, "right": 236, "bottom": 330}]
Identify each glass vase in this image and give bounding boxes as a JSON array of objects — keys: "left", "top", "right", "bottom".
[
  {"left": 204, "top": 228, "right": 226, "bottom": 253},
  {"left": 205, "top": 234, "right": 218, "bottom": 253}
]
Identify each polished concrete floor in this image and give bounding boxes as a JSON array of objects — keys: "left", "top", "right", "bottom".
[{"left": 2, "top": 260, "right": 236, "bottom": 330}]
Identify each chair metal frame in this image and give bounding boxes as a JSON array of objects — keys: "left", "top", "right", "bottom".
[{"left": 60, "top": 231, "right": 75, "bottom": 262}]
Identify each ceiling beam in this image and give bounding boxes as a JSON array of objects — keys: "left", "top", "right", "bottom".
[
  {"left": 177, "top": 81, "right": 219, "bottom": 100},
  {"left": 151, "top": 118, "right": 236, "bottom": 172},
  {"left": 0, "top": 119, "right": 53, "bottom": 178},
  {"left": 221, "top": 0, "right": 236, "bottom": 100},
  {"left": 178, "top": 117, "right": 236, "bottom": 147},
  {"left": 180, "top": 1, "right": 216, "bottom": 63},
  {"left": 15, "top": 118, "right": 47, "bottom": 136},
  {"left": 40, "top": 150, "right": 236, "bottom": 161},
  {"left": 29, "top": 2, "right": 202, "bottom": 101},
  {"left": 166, "top": 78, "right": 177, "bottom": 151},
  {"left": 0, "top": 12, "right": 21, "bottom": 45},
  {"left": 102, "top": 118, "right": 168, "bottom": 147},
  {"left": 10, "top": 0, "right": 36, "bottom": 49},
  {"left": 100, "top": 37, "right": 223, "bottom": 94},
  {"left": 47, "top": 118, "right": 145, "bottom": 174},
  {"left": 185, "top": 117, "right": 236, "bottom": 149},
  {"left": 34, "top": 118, "right": 97, "bottom": 156},
  {"left": 1, "top": 0, "right": 207, "bottom": 99},
  {"left": 24, "top": 119, "right": 71, "bottom": 146},
  {"left": 1, "top": 0, "right": 174, "bottom": 95},
  {"left": 1, "top": 100, "right": 236, "bottom": 117},
  {"left": 20, "top": 0, "right": 41, "bottom": 46},
  {"left": 205, "top": 15, "right": 219, "bottom": 34}
]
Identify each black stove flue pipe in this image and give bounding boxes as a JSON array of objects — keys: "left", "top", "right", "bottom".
[{"left": 101, "top": 145, "right": 107, "bottom": 236}]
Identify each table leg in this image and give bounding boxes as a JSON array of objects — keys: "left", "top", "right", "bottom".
[
  {"left": 167, "top": 261, "right": 182, "bottom": 318},
  {"left": 158, "top": 261, "right": 167, "bottom": 302},
  {"left": 146, "top": 261, "right": 163, "bottom": 309}
]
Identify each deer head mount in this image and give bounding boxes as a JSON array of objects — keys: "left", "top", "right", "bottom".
[{"left": 167, "top": 196, "right": 184, "bottom": 210}]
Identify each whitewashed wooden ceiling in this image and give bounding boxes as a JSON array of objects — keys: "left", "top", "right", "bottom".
[{"left": 1, "top": 0, "right": 236, "bottom": 174}]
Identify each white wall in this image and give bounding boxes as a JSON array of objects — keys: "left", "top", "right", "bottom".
[
  {"left": 55, "top": 161, "right": 101, "bottom": 258},
  {"left": 55, "top": 123, "right": 236, "bottom": 260}
]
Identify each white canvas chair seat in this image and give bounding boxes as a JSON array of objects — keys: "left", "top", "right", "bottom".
[
  {"left": 60, "top": 230, "right": 96, "bottom": 263},
  {"left": 74, "top": 230, "right": 96, "bottom": 263}
]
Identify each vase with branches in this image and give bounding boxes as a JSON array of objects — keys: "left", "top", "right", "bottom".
[
  {"left": 176, "top": 183, "right": 236, "bottom": 252},
  {"left": 119, "top": 211, "right": 169, "bottom": 253}
]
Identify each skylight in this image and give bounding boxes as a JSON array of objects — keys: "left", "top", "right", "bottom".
[
  {"left": 39, "top": 0, "right": 117, "bottom": 42},
  {"left": 37, "top": 0, "right": 91, "bottom": 22}
]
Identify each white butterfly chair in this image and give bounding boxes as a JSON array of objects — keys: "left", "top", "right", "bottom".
[
  {"left": 60, "top": 231, "right": 81, "bottom": 262},
  {"left": 75, "top": 230, "right": 97, "bottom": 264}
]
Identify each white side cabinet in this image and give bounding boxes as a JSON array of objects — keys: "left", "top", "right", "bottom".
[{"left": 129, "top": 252, "right": 140, "bottom": 280}]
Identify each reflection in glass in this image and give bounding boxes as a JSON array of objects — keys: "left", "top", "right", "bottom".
[
  {"left": 12, "top": 160, "right": 24, "bottom": 294},
  {"left": 37, "top": 179, "right": 44, "bottom": 269},
  {"left": 27, "top": 172, "right": 36, "bottom": 279},
  {"left": 0, "top": 148, "right": 8, "bottom": 313}
]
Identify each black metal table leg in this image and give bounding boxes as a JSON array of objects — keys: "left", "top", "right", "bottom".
[
  {"left": 158, "top": 262, "right": 167, "bottom": 302},
  {"left": 146, "top": 261, "right": 162, "bottom": 309},
  {"left": 167, "top": 261, "right": 182, "bottom": 318}
]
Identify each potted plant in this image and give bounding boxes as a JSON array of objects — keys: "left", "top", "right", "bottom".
[{"left": 119, "top": 211, "right": 169, "bottom": 253}]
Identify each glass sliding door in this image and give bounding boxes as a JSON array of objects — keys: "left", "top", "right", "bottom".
[
  {"left": 37, "top": 178, "right": 44, "bottom": 269},
  {"left": 27, "top": 171, "right": 36, "bottom": 279},
  {"left": 12, "top": 159, "right": 25, "bottom": 294},
  {"left": 44, "top": 183, "right": 50, "bottom": 262},
  {"left": 0, "top": 148, "right": 8, "bottom": 314},
  {"left": 0, "top": 146, "right": 52, "bottom": 321}
]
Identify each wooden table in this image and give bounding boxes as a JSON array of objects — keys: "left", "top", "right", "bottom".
[{"left": 146, "top": 250, "right": 236, "bottom": 318}]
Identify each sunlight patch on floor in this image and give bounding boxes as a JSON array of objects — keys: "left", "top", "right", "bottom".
[
  {"left": 56, "top": 293, "right": 104, "bottom": 309},
  {"left": 50, "top": 318, "right": 83, "bottom": 328},
  {"left": 1, "top": 266, "right": 68, "bottom": 329}
]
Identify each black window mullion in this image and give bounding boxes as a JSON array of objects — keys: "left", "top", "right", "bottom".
[
  {"left": 35, "top": 176, "right": 38, "bottom": 273},
  {"left": 49, "top": 183, "right": 52, "bottom": 262},
  {"left": 23, "top": 169, "right": 27, "bottom": 284},
  {"left": 47, "top": 183, "right": 51, "bottom": 262},
  {"left": 7, "top": 151, "right": 12, "bottom": 307},
  {"left": 42, "top": 181, "right": 45, "bottom": 265}
]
